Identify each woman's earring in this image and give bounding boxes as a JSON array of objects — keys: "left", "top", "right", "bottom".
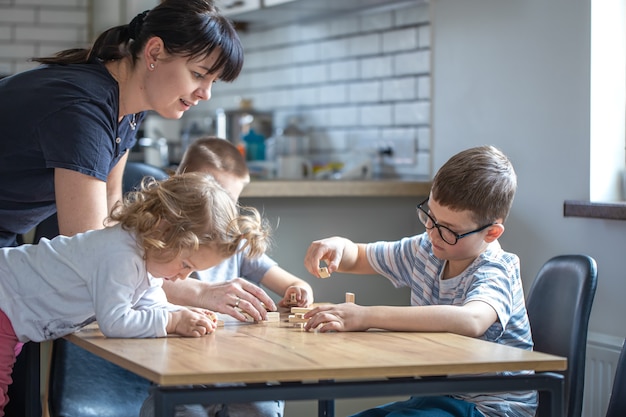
[{"left": 149, "top": 63, "right": 155, "bottom": 70}]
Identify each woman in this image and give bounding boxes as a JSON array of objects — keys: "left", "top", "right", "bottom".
[
  {"left": 0, "top": 1, "right": 243, "bottom": 414},
  {"left": 0, "top": 0, "right": 243, "bottom": 248}
]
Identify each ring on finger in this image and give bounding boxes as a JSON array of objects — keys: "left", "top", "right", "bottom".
[{"left": 234, "top": 296, "right": 240, "bottom": 308}]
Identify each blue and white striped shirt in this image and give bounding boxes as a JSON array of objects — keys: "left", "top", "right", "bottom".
[{"left": 366, "top": 233, "right": 537, "bottom": 417}]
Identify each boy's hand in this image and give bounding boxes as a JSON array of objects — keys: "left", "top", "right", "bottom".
[
  {"left": 167, "top": 308, "right": 217, "bottom": 337},
  {"left": 303, "top": 303, "right": 368, "bottom": 332},
  {"left": 303, "top": 237, "right": 347, "bottom": 277},
  {"left": 278, "top": 286, "right": 313, "bottom": 308}
]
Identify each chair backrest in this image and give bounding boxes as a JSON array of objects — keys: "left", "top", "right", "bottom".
[
  {"left": 526, "top": 254, "right": 598, "bottom": 417},
  {"left": 605, "top": 338, "right": 626, "bottom": 417},
  {"left": 122, "top": 161, "right": 170, "bottom": 192}
]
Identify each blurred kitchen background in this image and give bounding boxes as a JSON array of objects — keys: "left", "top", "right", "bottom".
[{"left": 0, "top": 0, "right": 432, "bottom": 181}]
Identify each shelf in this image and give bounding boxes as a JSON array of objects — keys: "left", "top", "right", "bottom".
[
  {"left": 563, "top": 200, "right": 626, "bottom": 221},
  {"left": 241, "top": 179, "right": 431, "bottom": 198}
]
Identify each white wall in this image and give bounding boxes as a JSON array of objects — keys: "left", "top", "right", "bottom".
[{"left": 430, "top": 0, "right": 626, "bottom": 341}]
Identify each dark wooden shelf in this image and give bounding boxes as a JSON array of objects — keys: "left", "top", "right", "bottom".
[{"left": 564, "top": 200, "right": 626, "bottom": 220}]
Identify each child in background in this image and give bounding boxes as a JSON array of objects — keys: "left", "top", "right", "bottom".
[
  {"left": 0, "top": 173, "right": 270, "bottom": 415},
  {"left": 141, "top": 137, "right": 313, "bottom": 417},
  {"left": 302, "top": 145, "right": 536, "bottom": 417},
  {"left": 164, "top": 136, "right": 314, "bottom": 315}
]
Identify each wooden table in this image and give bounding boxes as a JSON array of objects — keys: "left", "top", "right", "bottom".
[{"left": 66, "top": 317, "right": 567, "bottom": 417}]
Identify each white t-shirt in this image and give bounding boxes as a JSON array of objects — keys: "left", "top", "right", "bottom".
[{"left": 0, "top": 224, "right": 176, "bottom": 342}]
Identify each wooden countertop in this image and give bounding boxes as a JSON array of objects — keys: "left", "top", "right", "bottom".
[{"left": 240, "top": 179, "right": 432, "bottom": 198}]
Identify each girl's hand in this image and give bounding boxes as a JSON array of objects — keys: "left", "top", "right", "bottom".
[
  {"left": 167, "top": 308, "right": 217, "bottom": 337},
  {"left": 278, "top": 286, "right": 313, "bottom": 308},
  {"left": 303, "top": 303, "right": 368, "bottom": 333}
]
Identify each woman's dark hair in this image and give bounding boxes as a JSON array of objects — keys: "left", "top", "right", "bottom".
[{"left": 32, "top": 0, "right": 243, "bottom": 82}]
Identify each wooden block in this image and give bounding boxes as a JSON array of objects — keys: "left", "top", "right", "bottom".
[
  {"left": 264, "top": 311, "right": 280, "bottom": 322},
  {"left": 345, "top": 292, "right": 355, "bottom": 303},
  {"left": 288, "top": 314, "right": 308, "bottom": 324},
  {"left": 216, "top": 319, "right": 225, "bottom": 327},
  {"left": 318, "top": 267, "right": 330, "bottom": 278},
  {"left": 291, "top": 307, "right": 313, "bottom": 314}
]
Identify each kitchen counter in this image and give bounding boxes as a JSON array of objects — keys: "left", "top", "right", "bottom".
[{"left": 240, "top": 179, "right": 431, "bottom": 198}]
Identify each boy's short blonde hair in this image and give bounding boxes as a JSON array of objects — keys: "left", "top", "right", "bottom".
[
  {"left": 177, "top": 136, "right": 248, "bottom": 179},
  {"left": 107, "top": 172, "right": 269, "bottom": 262},
  {"left": 430, "top": 145, "right": 517, "bottom": 225}
]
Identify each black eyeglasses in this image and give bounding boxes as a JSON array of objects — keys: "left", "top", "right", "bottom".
[{"left": 416, "top": 198, "right": 495, "bottom": 245}]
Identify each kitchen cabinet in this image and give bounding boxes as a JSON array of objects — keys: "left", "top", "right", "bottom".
[
  {"left": 263, "top": 0, "right": 296, "bottom": 6},
  {"left": 215, "top": 0, "right": 262, "bottom": 16},
  {"left": 224, "top": 0, "right": 424, "bottom": 28}
]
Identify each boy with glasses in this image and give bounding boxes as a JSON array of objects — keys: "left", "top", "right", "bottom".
[{"left": 302, "top": 145, "right": 535, "bottom": 417}]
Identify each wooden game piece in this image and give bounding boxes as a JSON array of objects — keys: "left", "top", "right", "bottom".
[
  {"left": 264, "top": 311, "right": 280, "bottom": 322},
  {"left": 318, "top": 266, "right": 330, "bottom": 278},
  {"left": 291, "top": 307, "right": 313, "bottom": 314},
  {"left": 345, "top": 292, "right": 355, "bottom": 303},
  {"left": 216, "top": 319, "right": 225, "bottom": 327},
  {"left": 288, "top": 314, "right": 308, "bottom": 324}
]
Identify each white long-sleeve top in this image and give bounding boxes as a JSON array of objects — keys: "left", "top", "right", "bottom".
[{"left": 0, "top": 224, "right": 177, "bottom": 342}]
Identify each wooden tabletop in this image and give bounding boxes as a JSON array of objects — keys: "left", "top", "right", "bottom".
[{"left": 66, "top": 316, "right": 566, "bottom": 387}]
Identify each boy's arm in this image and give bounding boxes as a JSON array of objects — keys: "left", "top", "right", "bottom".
[{"left": 305, "top": 301, "right": 497, "bottom": 337}]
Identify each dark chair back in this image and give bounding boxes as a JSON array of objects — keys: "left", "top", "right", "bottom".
[
  {"left": 46, "top": 161, "right": 168, "bottom": 417},
  {"left": 605, "top": 339, "right": 626, "bottom": 417},
  {"left": 526, "top": 254, "right": 598, "bottom": 417}
]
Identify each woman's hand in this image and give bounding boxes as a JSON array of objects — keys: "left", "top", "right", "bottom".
[{"left": 200, "top": 278, "right": 277, "bottom": 322}]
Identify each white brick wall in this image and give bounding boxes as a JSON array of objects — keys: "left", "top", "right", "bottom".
[
  {"left": 0, "top": 0, "right": 432, "bottom": 177},
  {"left": 0, "top": 0, "right": 89, "bottom": 75},
  {"left": 200, "top": 2, "right": 432, "bottom": 177}
]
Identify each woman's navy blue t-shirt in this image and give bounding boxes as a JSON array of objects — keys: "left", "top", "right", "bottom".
[{"left": 0, "top": 61, "right": 141, "bottom": 246}]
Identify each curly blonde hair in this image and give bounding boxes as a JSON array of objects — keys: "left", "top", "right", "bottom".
[{"left": 107, "top": 172, "right": 270, "bottom": 262}]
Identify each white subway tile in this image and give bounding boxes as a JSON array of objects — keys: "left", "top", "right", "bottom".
[
  {"left": 417, "top": 75, "right": 430, "bottom": 99},
  {"left": 394, "top": 3, "right": 430, "bottom": 27},
  {"left": 297, "top": 63, "right": 328, "bottom": 84},
  {"left": 418, "top": 25, "right": 431, "bottom": 48},
  {"left": 348, "top": 33, "right": 380, "bottom": 57},
  {"left": 16, "top": 26, "right": 84, "bottom": 43},
  {"left": 291, "top": 42, "right": 320, "bottom": 63},
  {"left": 0, "top": 8, "right": 35, "bottom": 23},
  {"left": 360, "top": 104, "right": 393, "bottom": 126},
  {"left": 329, "top": 59, "right": 358, "bottom": 81},
  {"left": 329, "top": 15, "right": 359, "bottom": 37},
  {"left": 394, "top": 101, "right": 430, "bottom": 125},
  {"left": 0, "top": 26, "right": 12, "bottom": 40},
  {"left": 0, "top": 43, "right": 36, "bottom": 59},
  {"left": 39, "top": 9, "right": 88, "bottom": 25},
  {"left": 319, "top": 84, "right": 347, "bottom": 105},
  {"left": 327, "top": 106, "right": 358, "bottom": 127},
  {"left": 394, "top": 50, "right": 430, "bottom": 76},
  {"left": 382, "top": 28, "right": 418, "bottom": 53},
  {"left": 417, "top": 126, "right": 431, "bottom": 151},
  {"left": 318, "top": 38, "right": 349, "bottom": 60},
  {"left": 360, "top": 55, "right": 393, "bottom": 79},
  {"left": 291, "top": 85, "right": 319, "bottom": 106},
  {"left": 349, "top": 80, "right": 381, "bottom": 103},
  {"left": 360, "top": 11, "right": 393, "bottom": 32},
  {"left": 382, "top": 77, "right": 417, "bottom": 101},
  {"left": 299, "top": 21, "right": 329, "bottom": 42}
]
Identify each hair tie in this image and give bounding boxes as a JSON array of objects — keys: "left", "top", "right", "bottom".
[{"left": 128, "top": 10, "right": 149, "bottom": 40}]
